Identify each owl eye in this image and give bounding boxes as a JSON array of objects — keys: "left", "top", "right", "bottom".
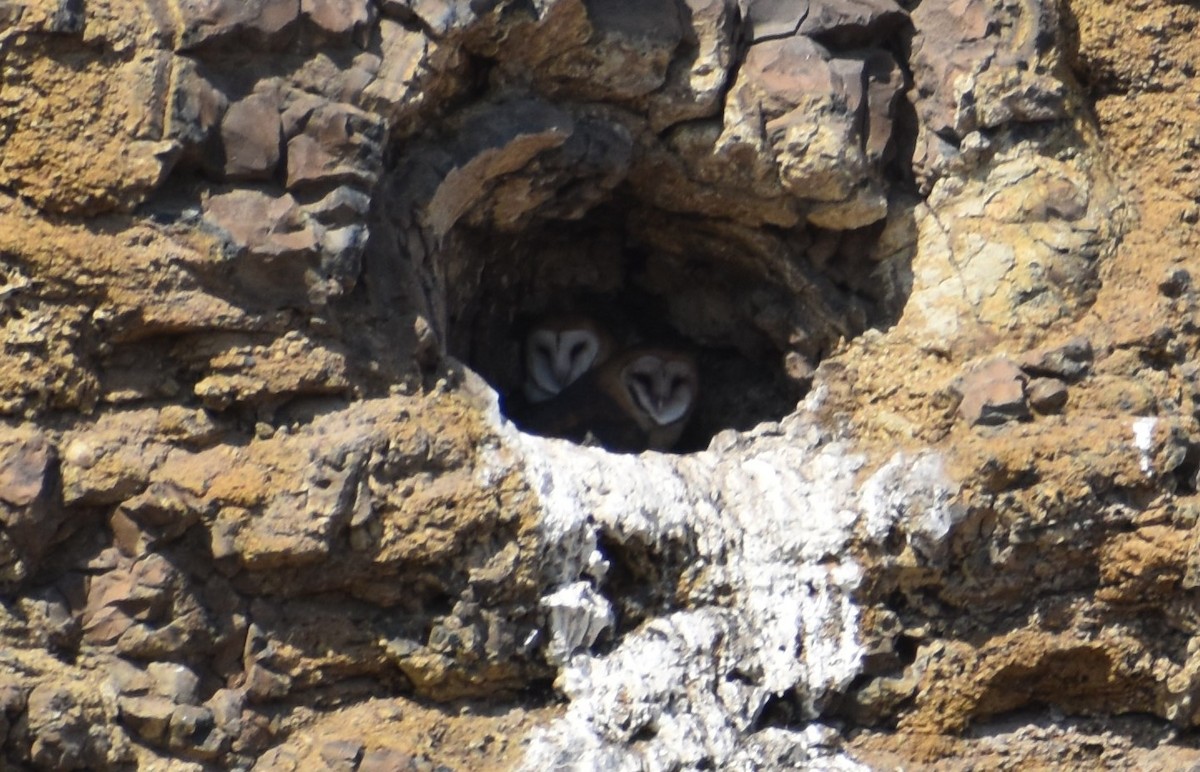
[{"left": 569, "top": 341, "right": 588, "bottom": 359}]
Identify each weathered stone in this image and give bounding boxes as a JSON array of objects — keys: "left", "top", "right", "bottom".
[
  {"left": 307, "top": 186, "right": 372, "bottom": 226},
  {"left": 168, "top": 704, "right": 224, "bottom": 759},
  {"left": 60, "top": 410, "right": 192, "bottom": 507},
  {"left": 118, "top": 695, "right": 176, "bottom": 743},
  {"left": 185, "top": 331, "right": 352, "bottom": 409},
  {"left": 0, "top": 681, "right": 28, "bottom": 715},
  {"left": 148, "top": 662, "right": 202, "bottom": 705},
  {"left": 0, "top": 38, "right": 177, "bottom": 214},
  {"left": 0, "top": 431, "right": 69, "bottom": 587},
  {"left": 107, "top": 659, "right": 154, "bottom": 696},
  {"left": 902, "top": 151, "right": 1116, "bottom": 341},
  {"left": 738, "top": 0, "right": 806, "bottom": 40},
  {"left": 285, "top": 102, "right": 384, "bottom": 191},
  {"left": 301, "top": 0, "right": 374, "bottom": 38},
  {"left": 19, "top": 587, "right": 80, "bottom": 654},
  {"left": 244, "top": 662, "right": 293, "bottom": 701},
  {"left": 83, "top": 552, "right": 213, "bottom": 661},
  {"left": 645, "top": 0, "right": 738, "bottom": 131},
  {"left": 203, "top": 189, "right": 320, "bottom": 260},
  {"left": 1028, "top": 377, "right": 1069, "bottom": 413},
  {"left": 117, "top": 608, "right": 212, "bottom": 660},
  {"left": 319, "top": 738, "right": 364, "bottom": 770},
  {"left": 376, "top": 0, "right": 464, "bottom": 34},
  {"left": 0, "top": 431, "right": 53, "bottom": 508},
  {"left": 1159, "top": 267, "right": 1192, "bottom": 297},
  {"left": 232, "top": 439, "right": 367, "bottom": 568},
  {"left": 113, "top": 481, "right": 207, "bottom": 552},
  {"left": 798, "top": 0, "right": 908, "bottom": 46},
  {"left": 1020, "top": 337, "right": 1094, "bottom": 381},
  {"left": 26, "top": 685, "right": 88, "bottom": 769},
  {"left": 206, "top": 688, "right": 246, "bottom": 730},
  {"left": 167, "top": 58, "right": 228, "bottom": 149},
  {"left": 109, "top": 509, "right": 149, "bottom": 557},
  {"left": 958, "top": 358, "right": 1029, "bottom": 425},
  {"left": 359, "top": 17, "right": 439, "bottom": 130},
  {"left": 722, "top": 36, "right": 893, "bottom": 228},
  {"left": 910, "top": 0, "right": 1068, "bottom": 184},
  {"left": 177, "top": 0, "right": 301, "bottom": 49},
  {"left": 48, "top": 0, "right": 85, "bottom": 34},
  {"left": 319, "top": 224, "right": 369, "bottom": 274},
  {"left": 417, "top": 99, "right": 571, "bottom": 237},
  {"left": 495, "top": 0, "right": 682, "bottom": 102},
  {"left": 220, "top": 90, "right": 284, "bottom": 180},
  {"left": 359, "top": 747, "right": 418, "bottom": 772}
]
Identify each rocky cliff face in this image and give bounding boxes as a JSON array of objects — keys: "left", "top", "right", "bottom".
[{"left": 0, "top": 0, "right": 1198, "bottom": 768}]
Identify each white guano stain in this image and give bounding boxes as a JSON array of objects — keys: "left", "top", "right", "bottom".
[
  {"left": 1133, "top": 416, "right": 1157, "bottom": 476},
  {"left": 468, "top": 374, "right": 960, "bottom": 769}
]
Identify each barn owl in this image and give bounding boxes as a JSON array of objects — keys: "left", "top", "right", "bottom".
[
  {"left": 523, "top": 315, "right": 614, "bottom": 403},
  {"left": 522, "top": 346, "right": 698, "bottom": 452}
]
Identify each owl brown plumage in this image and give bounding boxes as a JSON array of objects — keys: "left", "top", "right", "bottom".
[{"left": 520, "top": 346, "right": 698, "bottom": 452}]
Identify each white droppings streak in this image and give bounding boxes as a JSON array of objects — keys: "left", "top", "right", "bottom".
[
  {"left": 466, "top": 376, "right": 960, "bottom": 769},
  {"left": 1133, "top": 416, "right": 1157, "bottom": 476}
]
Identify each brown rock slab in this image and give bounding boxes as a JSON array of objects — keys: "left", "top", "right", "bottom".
[
  {"left": 319, "top": 738, "right": 365, "bottom": 770},
  {"left": 119, "top": 695, "right": 176, "bottom": 743},
  {"left": 221, "top": 91, "right": 284, "bottom": 180},
  {"left": 1027, "top": 377, "right": 1068, "bottom": 413},
  {"left": 739, "top": 0, "right": 806, "bottom": 40},
  {"left": 359, "top": 747, "right": 418, "bottom": 772},
  {"left": 646, "top": 0, "right": 738, "bottom": 131},
  {"left": 1019, "top": 337, "right": 1094, "bottom": 382},
  {"left": 0, "top": 431, "right": 69, "bottom": 588},
  {"left": 206, "top": 688, "right": 246, "bottom": 730},
  {"left": 719, "top": 34, "right": 898, "bottom": 228},
  {"left": 114, "top": 481, "right": 207, "bottom": 551},
  {"left": 177, "top": 0, "right": 301, "bottom": 49},
  {"left": 285, "top": 102, "right": 384, "bottom": 191},
  {"left": 167, "top": 58, "right": 229, "bottom": 148},
  {"left": 0, "top": 43, "right": 178, "bottom": 214},
  {"left": 799, "top": 0, "right": 907, "bottom": 45},
  {"left": 107, "top": 659, "right": 154, "bottom": 696},
  {"left": 910, "top": 0, "right": 1068, "bottom": 182},
  {"left": 302, "top": 0, "right": 375, "bottom": 37},
  {"left": 958, "top": 358, "right": 1029, "bottom": 426},
  {"left": 203, "top": 189, "right": 319, "bottom": 259},
  {"left": 0, "top": 431, "right": 52, "bottom": 507},
  {"left": 168, "top": 704, "right": 224, "bottom": 759},
  {"left": 26, "top": 685, "right": 88, "bottom": 770},
  {"left": 148, "top": 662, "right": 202, "bottom": 705}
]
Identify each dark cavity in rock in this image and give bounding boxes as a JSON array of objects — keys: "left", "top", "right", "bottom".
[{"left": 367, "top": 2, "right": 917, "bottom": 452}]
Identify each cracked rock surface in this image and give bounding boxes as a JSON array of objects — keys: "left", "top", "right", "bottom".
[{"left": 2, "top": 0, "right": 1200, "bottom": 768}]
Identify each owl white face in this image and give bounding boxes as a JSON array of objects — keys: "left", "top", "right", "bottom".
[
  {"left": 622, "top": 353, "right": 697, "bottom": 426},
  {"left": 524, "top": 324, "right": 606, "bottom": 403}
]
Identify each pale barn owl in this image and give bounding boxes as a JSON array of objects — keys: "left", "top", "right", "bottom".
[{"left": 523, "top": 315, "right": 615, "bottom": 403}]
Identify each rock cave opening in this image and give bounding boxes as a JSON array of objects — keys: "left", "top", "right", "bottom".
[
  {"left": 367, "top": 3, "right": 917, "bottom": 455},
  {"left": 426, "top": 187, "right": 897, "bottom": 454}
]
